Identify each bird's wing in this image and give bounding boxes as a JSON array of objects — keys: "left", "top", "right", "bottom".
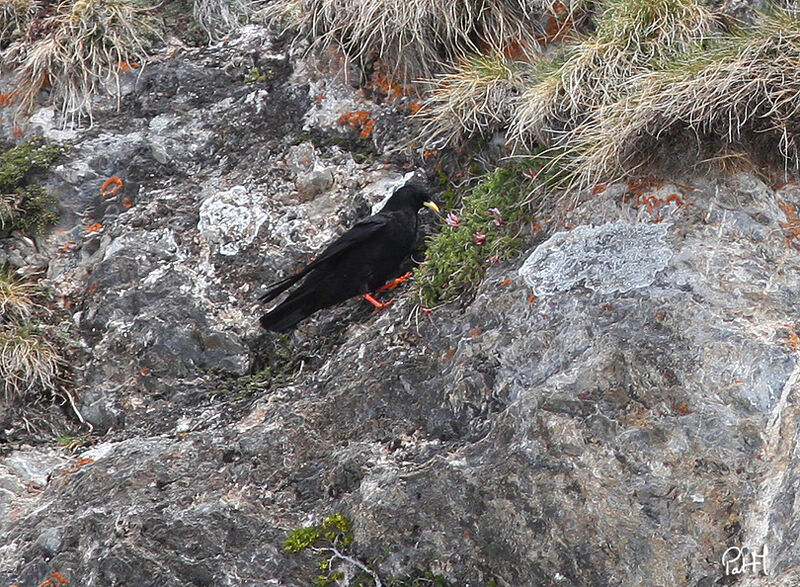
[{"left": 260, "top": 215, "right": 391, "bottom": 304}]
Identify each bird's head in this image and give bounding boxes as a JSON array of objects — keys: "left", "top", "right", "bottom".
[{"left": 382, "top": 185, "right": 441, "bottom": 215}]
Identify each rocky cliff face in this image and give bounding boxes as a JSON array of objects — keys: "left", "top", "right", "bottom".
[{"left": 1, "top": 20, "right": 799, "bottom": 587}]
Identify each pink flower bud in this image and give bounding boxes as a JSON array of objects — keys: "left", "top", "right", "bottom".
[{"left": 445, "top": 212, "right": 460, "bottom": 227}]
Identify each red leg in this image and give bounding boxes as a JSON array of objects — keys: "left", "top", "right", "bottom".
[
  {"left": 362, "top": 293, "right": 393, "bottom": 310},
  {"left": 376, "top": 271, "right": 413, "bottom": 293}
]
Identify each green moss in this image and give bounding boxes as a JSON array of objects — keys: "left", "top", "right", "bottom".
[
  {"left": 285, "top": 513, "right": 354, "bottom": 553},
  {"left": 244, "top": 67, "right": 274, "bottom": 83},
  {"left": 286, "top": 513, "right": 366, "bottom": 585},
  {"left": 388, "top": 573, "right": 453, "bottom": 587},
  {"left": 286, "top": 514, "right": 498, "bottom": 586},
  {"left": 57, "top": 433, "right": 91, "bottom": 449},
  {"left": 0, "top": 141, "right": 60, "bottom": 191},
  {"left": 414, "top": 156, "right": 555, "bottom": 307},
  {"left": 14, "top": 186, "right": 59, "bottom": 235},
  {"left": 0, "top": 141, "right": 61, "bottom": 237},
  {"left": 212, "top": 334, "right": 309, "bottom": 400}
]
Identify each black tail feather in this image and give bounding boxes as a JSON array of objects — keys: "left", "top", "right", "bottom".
[
  {"left": 259, "top": 271, "right": 305, "bottom": 304},
  {"left": 260, "top": 289, "right": 318, "bottom": 332}
]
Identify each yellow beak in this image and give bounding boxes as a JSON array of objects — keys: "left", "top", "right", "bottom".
[{"left": 423, "top": 201, "right": 441, "bottom": 214}]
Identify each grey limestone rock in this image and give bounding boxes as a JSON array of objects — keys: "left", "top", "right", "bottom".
[{"left": 2, "top": 17, "right": 800, "bottom": 587}]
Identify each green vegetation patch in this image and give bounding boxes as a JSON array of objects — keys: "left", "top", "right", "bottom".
[
  {"left": 214, "top": 333, "right": 302, "bottom": 400},
  {"left": 0, "top": 141, "right": 61, "bottom": 237},
  {"left": 285, "top": 513, "right": 368, "bottom": 586},
  {"left": 285, "top": 513, "right": 354, "bottom": 554},
  {"left": 414, "top": 157, "right": 552, "bottom": 307},
  {"left": 285, "top": 513, "right": 457, "bottom": 587}
]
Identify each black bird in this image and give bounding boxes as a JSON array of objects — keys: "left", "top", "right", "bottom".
[{"left": 259, "top": 185, "right": 440, "bottom": 332}]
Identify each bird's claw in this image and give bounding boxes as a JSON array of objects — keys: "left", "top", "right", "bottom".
[
  {"left": 376, "top": 271, "right": 413, "bottom": 293},
  {"left": 363, "top": 293, "right": 393, "bottom": 310}
]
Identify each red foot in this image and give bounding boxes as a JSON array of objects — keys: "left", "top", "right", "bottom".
[
  {"left": 363, "top": 293, "right": 394, "bottom": 310},
  {"left": 376, "top": 271, "right": 413, "bottom": 293}
]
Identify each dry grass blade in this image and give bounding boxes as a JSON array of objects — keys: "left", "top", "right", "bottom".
[
  {"left": 0, "top": 269, "right": 39, "bottom": 320},
  {"left": 194, "top": 0, "right": 251, "bottom": 39},
  {"left": 562, "top": 7, "right": 800, "bottom": 187},
  {"left": 419, "top": 52, "right": 533, "bottom": 147},
  {"left": 264, "top": 0, "right": 548, "bottom": 79},
  {"left": 6, "top": 0, "right": 159, "bottom": 126},
  {"left": 510, "top": 0, "right": 719, "bottom": 148},
  {"left": 0, "top": 324, "right": 61, "bottom": 403},
  {"left": 0, "top": 0, "right": 37, "bottom": 43}
]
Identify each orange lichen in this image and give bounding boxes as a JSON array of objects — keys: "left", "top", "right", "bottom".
[
  {"left": 87, "top": 281, "right": 98, "bottom": 295},
  {"left": 56, "top": 240, "right": 76, "bottom": 254},
  {"left": 123, "top": 196, "right": 133, "bottom": 209},
  {"left": 369, "top": 72, "right": 412, "bottom": 99},
  {"left": 39, "top": 571, "right": 68, "bottom": 586},
  {"left": 337, "top": 110, "right": 376, "bottom": 138},
  {"left": 786, "top": 324, "right": 799, "bottom": 351},
  {"left": 408, "top": 102, "right": 424, "bottom": 116},
  {"left": 60, "top": 457, "right": 94, "bottom": 477},
  {"left": 624, "top": 181, "right": 690, "bottom": 223},
  {"left": 12, "top": 125, "right": 23, "bottom": 138},
  {"left": 423, "top": 150, "right": 439, "bottom": 159},
  {"left": 627, "top": 176, "right": 662, "bottom": 197},
  {"left": 441, "top": 348, "right": 457, "bottom": 363},
  {"left": 539, "top": 1, "right": 574, "bottom": 43},
  {"left": 118, "top": 61, "right": 139, "bottom": 73},
  {"left": 86, "top": 223, "right": 103, "bottom": 233},
  {"left": 665, "top": 194, "right": 686, "bottom": 207},
  {"left": 778, "top": 200, "right": 800, "bottom": 245},
  {"left": 675, "top": 404, "right": 691, "bottom": 416},
  {"left": 0, "top": 91, "right": 18, "bottom": 107},
  {"left": 497, "top": 278, "right": 512, "bottom": 288},
  {"left": 359, "top": 117, "right": 375, "bottom": 139},
  {"left": 338, "top": 110, "right": 370, "bottom": 126},
  {"left": 502, "top": 40, "right": 527, "bottom": 59},
  {"left": 100, "top": 176, "right": 123, "bottom": 196}
]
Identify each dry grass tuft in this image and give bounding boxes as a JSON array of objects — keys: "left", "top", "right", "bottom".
[
  {"left": 263, "top": 0, "right": 549, "bottom": 79},
  {"left": 0, "top": 268, "right": 62, "bottom": 403},
  {"left": 0, "top": 269, "right": 39, "bottom": 320},
  {"left": 0, "top": 324, "right": 61, "bottom": 403},
  {"left": 193, "top": 0, "right": 251, "bottom": 40},
  {"left": 419, "top": 52, "right": 533, "bottom": 147},
  {"left": 561, "top": 6, "right": 800, "bottom": 186},
  {"left": 511, "top": 0, "right": 719, "bottom": 148},
  {"left": 2, "top": 0, "right": 159, "bottom": 125},
  {"left": 0, "top": 0, "right": 37, "bottom": 44}
]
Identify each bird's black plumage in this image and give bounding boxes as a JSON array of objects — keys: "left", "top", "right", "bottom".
[{"left": 259, "top": 185, "right": 436, "bottom": 332}]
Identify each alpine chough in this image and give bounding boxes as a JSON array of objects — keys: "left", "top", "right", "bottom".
[{"left": 259, "top": 185, "right": 440, "bottom": 332}]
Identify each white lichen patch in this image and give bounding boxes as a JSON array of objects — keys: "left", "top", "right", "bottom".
[
  {"left": 520, "top": 221, "right": 674, "bottom": 296},
  {"left": 198, "top": 186, "right": 270, "bottom": 256}
]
